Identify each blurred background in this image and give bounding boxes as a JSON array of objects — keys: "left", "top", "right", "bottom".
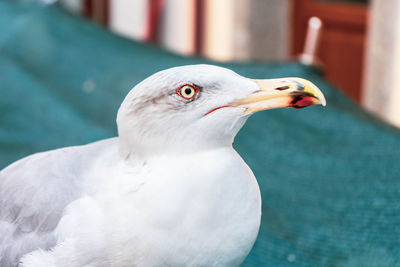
[
  {"left": 59, "top": 0, "right": 400, "bottom": 127},
  {"left": 1, "top": 0, "right": 400, "bottom": 265}
]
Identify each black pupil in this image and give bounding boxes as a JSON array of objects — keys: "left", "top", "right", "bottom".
[{"left": 184, "top": 87, "right": 192, "bottom": 96}]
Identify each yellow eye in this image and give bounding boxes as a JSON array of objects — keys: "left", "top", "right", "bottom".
[{"left": 177, "top": 84, "right": 198, "bottom": 100}]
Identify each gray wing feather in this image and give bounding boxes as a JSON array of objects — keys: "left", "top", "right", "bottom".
[{"left": 0, "top": 138, "right": 117, "bottom": 266}]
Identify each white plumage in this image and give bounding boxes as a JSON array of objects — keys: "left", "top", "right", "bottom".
[{"left": 0, "top": 64, "right": 325, "bottom": 266}]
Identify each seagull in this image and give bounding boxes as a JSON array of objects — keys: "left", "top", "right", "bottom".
[{"left": 0, "top": 64, "right": 325, "bottom": 267}]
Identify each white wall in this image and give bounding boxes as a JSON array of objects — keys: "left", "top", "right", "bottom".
[
  {"left": 109, "top": 0, "right": 148, "bottom": 40},
  {"left": 363, "top": 0, "right": 400, "bottom": 127},
  {"left": 203, "top": 0, "right": 235, "bottom": 61},
  {"left": 160, "top": 0, "right": 196, "bottom": 55},
  {"left": 240, "top": 0, "right": 290, "bottom": 61},
  {"left": 203, "top": 0, "right": 290, "bottom": 62}
]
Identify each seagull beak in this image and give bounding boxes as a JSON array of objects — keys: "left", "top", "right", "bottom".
[{"left": 231, "top": 78, "right": 326, "bottom": 115}]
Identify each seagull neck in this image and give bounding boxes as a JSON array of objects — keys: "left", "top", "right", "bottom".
[{"left": 120, "top": 143, "right": 233, "bottom": 165}]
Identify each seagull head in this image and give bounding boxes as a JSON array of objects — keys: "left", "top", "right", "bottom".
[{"left": 117, "top": 64, "right": 326, "bottom": 158}]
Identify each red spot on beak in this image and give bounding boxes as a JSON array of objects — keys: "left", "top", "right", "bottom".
[{"left": 289, "top": 96, "right": 314, "bottom": 109}]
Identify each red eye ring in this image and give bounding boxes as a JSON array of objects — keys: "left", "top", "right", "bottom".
[{"left": 176, "top": 84, "right": 199, "bottom": 100}]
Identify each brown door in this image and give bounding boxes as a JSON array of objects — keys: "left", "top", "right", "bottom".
[{"left": 291, "top": 0, "right": 369, "bottom": 102}]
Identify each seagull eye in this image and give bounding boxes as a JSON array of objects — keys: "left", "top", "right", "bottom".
[{"left": 177, "top": 84, "right": 198, "bottom": 100}]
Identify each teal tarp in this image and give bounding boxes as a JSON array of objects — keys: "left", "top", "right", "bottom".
[{"left": 1, "top": 1, "right": 399, "bottom": 266}]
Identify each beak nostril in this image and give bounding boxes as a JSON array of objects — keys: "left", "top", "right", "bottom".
[{"left": 275, "top": 86, "right": 290, "bottom": 91}]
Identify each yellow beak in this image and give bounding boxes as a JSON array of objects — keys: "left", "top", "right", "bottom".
[{"left": 231, "top": 78, "right": 326, "bottom": 115}]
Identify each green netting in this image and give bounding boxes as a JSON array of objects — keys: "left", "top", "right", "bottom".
[{"left": 1, "top": 1, "right": 399, "bottom": 266}]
